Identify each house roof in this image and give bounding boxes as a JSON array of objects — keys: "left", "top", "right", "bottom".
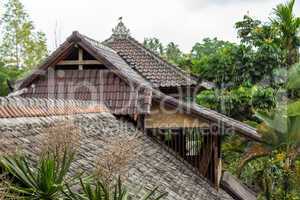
[
  {"left": 77, "top": 33, "right": 151, "bottom": 88},
  {"left": 17, "top": 31, "right": 153, "bottom": 115},
  {"left": 13, "top": 26, "right": 260, "bottom": 141},
  {"left": 0, "top": 97, "right": 107, "bottom": 118},
  {"left": 17, "top": 31, "right": 151, "bottom": 90},
  {"left": 0, "top": 111, "right": 233, "bottom": 200},
  {"left": 152, "top": 90, "right": 261, "bottom": 142},
  {"left": 104, "top": 21, "right": 197, "bottom": 88}
]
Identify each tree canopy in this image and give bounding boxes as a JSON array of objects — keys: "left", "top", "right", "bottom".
[
  {"left": 0, "top": 0, "right": 48, "bottom": 69},
  {"left": 0, "top": 0, "right": 48, "bottom": 96}
]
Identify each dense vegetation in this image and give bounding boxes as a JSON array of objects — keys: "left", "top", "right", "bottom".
[
  {"left": 0, "top": 0, "right": 48, "bottom": 96},
  {"left": 144, "top": 0, "right": 300, "bottom": 199},
  {"left": 0, "top": 0, "right": 299, "bottom": 199}
]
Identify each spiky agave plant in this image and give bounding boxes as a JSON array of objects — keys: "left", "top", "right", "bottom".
[
  {"left": 63, "top": 176, "right": 167, "bottom": 200},
  {"left": 0, "top": 149, "right": 75, "bottom": 200}
]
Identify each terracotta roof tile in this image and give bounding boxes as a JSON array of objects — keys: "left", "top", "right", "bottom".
[
  {"left": 0, "top": 97, "right": 108, "bottom": 119},
  {"left": 104, "top": 37, "right": 197, "bottom": 88}
]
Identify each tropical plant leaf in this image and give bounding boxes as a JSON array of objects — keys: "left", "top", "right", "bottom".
[{"left": 237, "top": 144, "right": 271, "bottom": 177}]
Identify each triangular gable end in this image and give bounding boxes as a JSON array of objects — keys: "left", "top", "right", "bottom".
[{"left": 18, "top": 31, "right": 151, "bottom": 91}]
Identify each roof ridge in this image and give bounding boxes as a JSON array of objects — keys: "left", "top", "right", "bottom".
[
  {"left": 126, "top": 36, "right": 197, "bottom": 84},
  {"left": 78, "top": 34, "right": 152, "bottom": 88},
  {"left": 77, "top": 33, "right": 117, "bottom": 54}
]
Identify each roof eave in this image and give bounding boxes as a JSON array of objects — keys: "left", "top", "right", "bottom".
[{"left": 151, "top": 90, "right": 262, "bottom": 142}]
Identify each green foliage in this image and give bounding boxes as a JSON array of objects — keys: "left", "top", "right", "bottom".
[
  {"left": 287, "top": 63, "right": 300, "bottom": 98},
  {"left": 190, "top": 37, "right": 284, "bottom": 87},
  {"left": 272, "top": 0, "right": 300, "bottom": 65},
  {"left": 196, "top": 85, "right": 276, "bottom": 121},
  {"left": 143, "top": 38, "right": 164, "bottom": 56},
  {"left": 0, "top": 150, "right": 167, "bottom": 200},
  {"left": 0, "top": 64, "right": 24, "bottom": 96},
  {"left": 175, "top": 53, "right": 193, "bottom": 72},
  {"left": 191, "top": 38, "right": 231, "bottom": 60},
  {"left": 0, "top": 0, "right": 48, "bottom": 69},
  {"left": 190, "top": 39, "right": 240, "bottom": 86},
  {"left": 252, "top": 87, "right": 277, "bottom": 110},
  {"left": 236, "top": 100, "right": 300, "bottom": 199},
  {"left": 164, "top": 42, "right": 182, "bottom": 65},
  {"left": 195, "top": 90, "right": 218, "bottom": 111},
  {"left": 0, "top": 149, "right": 74, "bottom": 199},
  {"left": 64, "top": 177, "right": 166, "bottom": 200},
  {"left": 236, "top": 15, "right": 281, "bottom": 49},
  {"left": 143, "top": 38, "right": 186, "bottom": 69}
]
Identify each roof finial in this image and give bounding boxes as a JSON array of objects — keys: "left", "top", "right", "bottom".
[{"left": 112, "top": 17, "right": 130, "bottom": 38}]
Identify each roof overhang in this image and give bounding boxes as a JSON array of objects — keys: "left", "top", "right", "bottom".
[{"left": 151, "top": 90, "right": 262, "bottom": 142}]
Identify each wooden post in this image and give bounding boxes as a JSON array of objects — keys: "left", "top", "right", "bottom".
[
  {"left": 212, "top": 134, "right": 222, "bottom": 189},
  {"left": 78, "top": 48, "right": 83, "bottom": 70}
]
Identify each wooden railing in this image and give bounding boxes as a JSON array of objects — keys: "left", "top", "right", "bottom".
[{"left": 146, "top": 127, "right": 221, "bottom": 187}]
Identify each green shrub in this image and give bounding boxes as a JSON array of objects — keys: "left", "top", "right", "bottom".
[
  {"left": 63, "top": 176, "right": 167, "bottom": 200},
  {"left": 196, "top": 85, "right": 276, "bottom": 121}
]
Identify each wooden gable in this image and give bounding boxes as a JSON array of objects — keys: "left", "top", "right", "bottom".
[{"left": 19, "top": 34, "right": 152, "bottom": 115}]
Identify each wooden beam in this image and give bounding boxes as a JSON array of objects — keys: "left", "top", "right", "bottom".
[
  {"left": 56, "top": 60, "right": 102, "bottom": 65},
  {"left": 78, "top": 48, "right": 83, "bottom": 70}
]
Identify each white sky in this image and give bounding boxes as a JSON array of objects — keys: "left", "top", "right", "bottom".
[{"left": 1, "top": 0, "right": 300, "bottom": 52}]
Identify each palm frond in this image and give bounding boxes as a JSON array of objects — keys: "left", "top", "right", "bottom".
[{"left": 237, "top": 144, "right": 271, "bottom": 177}]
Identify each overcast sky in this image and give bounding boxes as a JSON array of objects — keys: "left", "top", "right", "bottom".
[{"left": 2, "top": 0, "right": 300, "bottom": 52}]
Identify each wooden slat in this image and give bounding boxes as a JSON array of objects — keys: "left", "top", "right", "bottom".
[{"left": 57, "top": 60, "right": 101, "bottom": 65}]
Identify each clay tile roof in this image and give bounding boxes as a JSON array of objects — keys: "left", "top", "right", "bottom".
[
  {"left": 80, "top": 34, "right": 151, "bottom": 88},
  {"left": 0, "top": 97, "right": 108, "bottom": 119},
  {"left": 104, "top": 37, "right": 197, "bottom": 88}
]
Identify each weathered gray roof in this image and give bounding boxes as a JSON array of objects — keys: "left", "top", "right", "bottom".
[{"left": 0, "top": 111, "right": 233, "bottom": 200}]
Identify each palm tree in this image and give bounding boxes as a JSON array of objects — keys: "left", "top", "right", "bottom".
[
  {"left": 237, "top": 104, "right": 300, "bottom": 199},
  {"left": 237, "top": 63, "right": 300, "bottom": 199},
  {"left": 237, "top": 104, "right": 300, "bottom": 175},
  {"left": 272, "top": 0, "right": 300, "bottom": 66}
]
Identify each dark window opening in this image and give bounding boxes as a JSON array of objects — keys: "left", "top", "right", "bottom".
[
  {"left": 65, "top": 48, "right": 78, "bottom": 60},
  {"left": 83, "top": 49, "right": 96, "bottom": 60},
  {"left": 83, "top": 65, "right": 107, "bottom": 70},
  {"left": 55, "top": 65, "right": 78, "bottom": 70}
]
